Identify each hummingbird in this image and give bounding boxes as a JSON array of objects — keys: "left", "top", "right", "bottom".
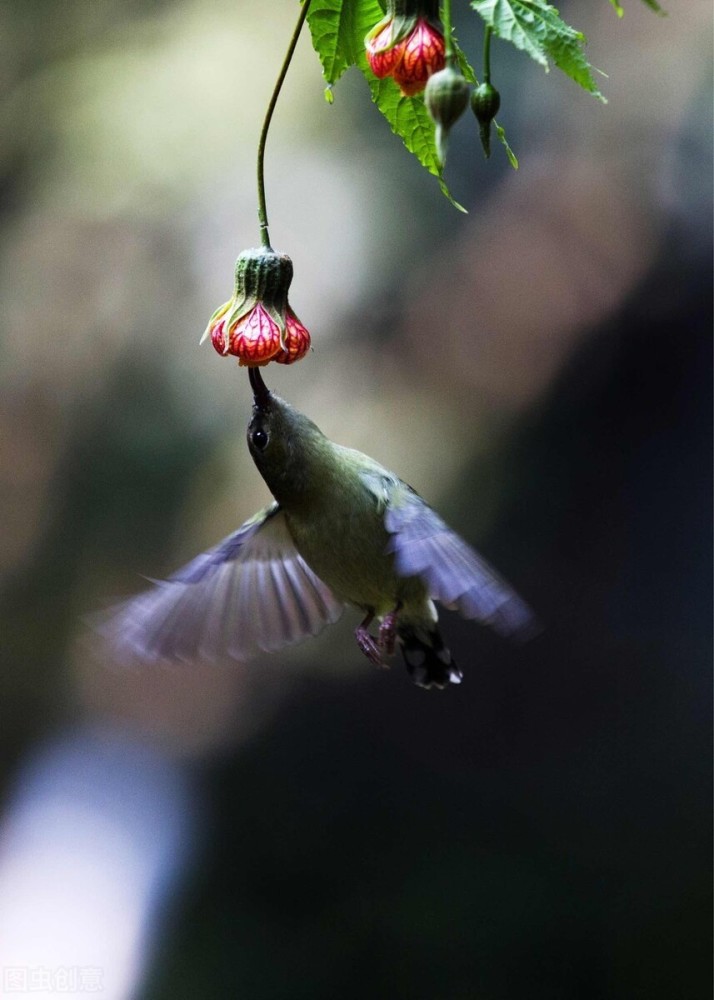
[{"left": 107, "top": 368, "right": 535, "bottom": 689}]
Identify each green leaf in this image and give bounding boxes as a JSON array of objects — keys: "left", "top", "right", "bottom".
[
  {"left": 471, "top": 0, "right": 606, "bottom": 102},
  {"left": 365, "top": 74, "right": 465, "bottom": 208},
  {"left": 608, "top": 0, "right": 624, "bottom": 17},
  {"left": 494, "top": 120, "right": 518, "bottom": 168},
  {"left": 306, "top": 0, "right": 385, "bottom": 86},
  {"left": 454, "top": 36, "right": 479, "bottom": 85},
  {"left": 439, "top": 178, "right": 467, "bottom": 213}
]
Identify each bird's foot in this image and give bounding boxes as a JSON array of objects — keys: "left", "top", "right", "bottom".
[
  {"left": 355, "top": 610, "right": 389, "bottom": 669},
  {"left": 378, "top": 602, "right": 402, "bottom": 657},
  {"left": 356, "top": 627, "right": 386, "bottom": 667}
]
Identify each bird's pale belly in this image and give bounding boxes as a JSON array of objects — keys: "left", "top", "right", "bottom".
[{"left": 285, "top": 508, "right": 426, "bottom": 615}]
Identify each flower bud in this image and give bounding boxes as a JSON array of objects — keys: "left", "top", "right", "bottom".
[
  {"left": 471, "top": 82, "right": 501, "bottom": 124},
  {"left": 471, "top": 82, "right": 501, "bottom": 159},
  {"left": 425, "top": 66, "right": 470, "bottom": 164}
]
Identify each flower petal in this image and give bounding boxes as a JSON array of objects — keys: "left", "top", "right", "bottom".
[
  {"left": 392, "top": 19, "right": 445, "bottom": 96},
  {"left": 210, "top": 317, "right": 230, "bottom": 355},
  {"left": 230, "top": 303, "right": 282, "bottom": 367},
  {"left": 366, "top": 20, "right": 402, "bottom": 78},
  {"left": 273, "top": 310, "right": 311, "bottom": 365},
  {"left": 202, "top": 300, "right": 231, "bottom": 347}
]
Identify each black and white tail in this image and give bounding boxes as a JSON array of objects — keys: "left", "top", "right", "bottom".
[{"left": 398, "top": 625, "right": 463, "bottom": 690}]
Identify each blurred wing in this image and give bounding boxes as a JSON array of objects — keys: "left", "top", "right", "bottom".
[
  {"left": 102, "top": 503, "right": 345, "bottom": 664},
  {"left": 384, "top": 491, "right": 536, "bottom": 638}
]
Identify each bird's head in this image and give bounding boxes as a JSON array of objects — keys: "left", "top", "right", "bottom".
[{"left": 247, "top": 367, "right": 326, "bottom": 503}]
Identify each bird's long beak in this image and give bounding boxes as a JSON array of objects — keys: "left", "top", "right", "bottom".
[{"left": 249, "top": 367, "right": 271, "bottom": 411}]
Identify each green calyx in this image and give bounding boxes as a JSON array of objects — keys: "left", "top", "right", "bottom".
[
  {"left": 226, "top": 247, "right": 294, "bottom": 332},
  {"left": 366, "top": 13, "right": 416, "bottom": 53},
  {"left": 391, "top": 0, "right": 439, "bottom": 20},
  {"left": 367, "top": 0, "right": 441, "bottom": 52}
]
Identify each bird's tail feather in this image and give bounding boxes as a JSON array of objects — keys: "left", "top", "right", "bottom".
[{"left": 398, "top": 625, "right": 462, "bottom": 690}]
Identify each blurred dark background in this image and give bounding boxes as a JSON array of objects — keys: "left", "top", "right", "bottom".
[{"left": 0, "top": 2, "right": 711, "bottom": 998}]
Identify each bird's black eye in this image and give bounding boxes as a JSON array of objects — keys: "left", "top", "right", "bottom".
[{"left": 251, "top": 427, "right": 269, "bottom": 451}]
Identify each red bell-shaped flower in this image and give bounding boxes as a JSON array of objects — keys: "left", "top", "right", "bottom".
[
  {"left": 202, "top": 248, "right": 311, "bottom": 368},
  {"left": 365, "top": 1, "right": 445, "bottom": 97}
]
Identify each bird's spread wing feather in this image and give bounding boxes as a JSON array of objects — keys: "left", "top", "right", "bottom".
[
  {"left": 101, "top": 503, "right": 345, "bottom": 664},
  {"left": 383, "top": 488, "right": 536, "bottom": 638}
]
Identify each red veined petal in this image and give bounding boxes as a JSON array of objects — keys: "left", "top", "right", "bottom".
[
  {"left": 366, "top": 21, "right": 402, "bottom": 79},
  {"left": 392, "top": 19, "right": 445, "bottom": 96},
  {"left": 273, "top": 310, "right": 311, "bottom": 365},
  {"left": 228, "top": 304, "right": 282, "bottom": 366},
  {"left": 210, "top": 317, "right": 229, "bottom": 355}
]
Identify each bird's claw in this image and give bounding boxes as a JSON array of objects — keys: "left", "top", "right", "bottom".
[
  {"left": 355, "top": 604, "right": 402, "bottom": 670},
  {"left": 379, "top": 608, "right": 400, "bottom": 657},
  {"left": 355, "top": 626, "right": 388, "bottom": 668}
]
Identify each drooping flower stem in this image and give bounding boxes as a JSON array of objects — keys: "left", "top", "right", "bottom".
[
  {"left": 483, "top": 25, "right": 493, "bottom": 84},
  {"left": 441, "top": 0, "right": 455, "bottom": 66},
  {"left": 256, "top": 0, "right": 311, "bottom": 250}
]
